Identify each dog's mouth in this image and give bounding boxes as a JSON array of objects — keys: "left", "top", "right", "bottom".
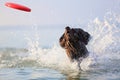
[{"left": 66, "top": 30, "right": 70, "bottom": 33}]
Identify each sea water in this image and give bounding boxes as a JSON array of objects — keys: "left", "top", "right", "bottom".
[{"left": 0, "top": 12, "right": 120, "bottom": 80}]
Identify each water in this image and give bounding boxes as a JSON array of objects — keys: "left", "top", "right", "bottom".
[{"left": 0, "top": 12, "right": 120, "bottom": 80}]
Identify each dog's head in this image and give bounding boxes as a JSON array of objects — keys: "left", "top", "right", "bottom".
[{"left": 64, "top": 26, "right": 90, "bottom": 45}]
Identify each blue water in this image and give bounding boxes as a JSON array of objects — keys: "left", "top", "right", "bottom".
[
  {"left": 0, "top": 68, "right": 66, "bottom": 80},
  {"left": 0, "top": 12, "right": 120, "bottom": 80}
]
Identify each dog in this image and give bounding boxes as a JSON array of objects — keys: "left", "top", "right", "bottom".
[{"left": 59, "top": 26, "right": 90, "bottom": 70}]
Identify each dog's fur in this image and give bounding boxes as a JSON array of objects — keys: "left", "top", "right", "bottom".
[{"left": 59, "top": 26, "right": 90, "bottom": 70}]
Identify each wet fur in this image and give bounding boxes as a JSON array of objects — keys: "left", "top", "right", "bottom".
[{"left": 59, "top": 27, "right": 90, "bottom": 70}]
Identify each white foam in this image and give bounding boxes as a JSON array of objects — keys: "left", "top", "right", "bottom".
[{"left": 0, "top": 12, "right": 120, "bottom": 72}]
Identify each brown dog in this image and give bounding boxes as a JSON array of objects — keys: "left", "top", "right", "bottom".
[{"left": 59, "top": 26, "right": 90, "bottom": 70}]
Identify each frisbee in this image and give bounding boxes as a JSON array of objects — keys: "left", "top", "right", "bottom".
[{"left": 5, "top": 2, "right": 31, "bottom": 12}]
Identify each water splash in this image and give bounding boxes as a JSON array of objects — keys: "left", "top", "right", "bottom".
[
  {"left": 0, "top": 12, "right": 120, "bottom": 74},
  {"left": 86, "top": 12, "right": 120, "bottom": 73},
  {"left": 24, "top": 26, "right": 92, "bottom": 71}
]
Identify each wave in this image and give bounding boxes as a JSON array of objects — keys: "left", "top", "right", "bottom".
[{"left": 0, "top": 12, "right": 120, "bottom": 73}]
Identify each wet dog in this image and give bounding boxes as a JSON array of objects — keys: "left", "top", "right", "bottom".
[{"left": 59, "top": 26, "right": 90, "bottom": 70}]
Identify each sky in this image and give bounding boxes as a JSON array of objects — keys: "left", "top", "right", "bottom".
[
  {"left": 0, "top": 0, "right": 120, "bottom": 26},
  {"left": 0, "top": 0, "right": 120, "bottom": 48}
]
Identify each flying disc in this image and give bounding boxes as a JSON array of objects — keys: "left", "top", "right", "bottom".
[{"left": 5, "top": 2, "right": 31, "bottom": 12}]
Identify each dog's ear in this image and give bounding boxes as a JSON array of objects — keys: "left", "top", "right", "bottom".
[
  {"left": 82, "top": 32, "right": 90, "bottom": 45},
  {"left": 76, "top": 28, "right": 90, "bottom": 45}
]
